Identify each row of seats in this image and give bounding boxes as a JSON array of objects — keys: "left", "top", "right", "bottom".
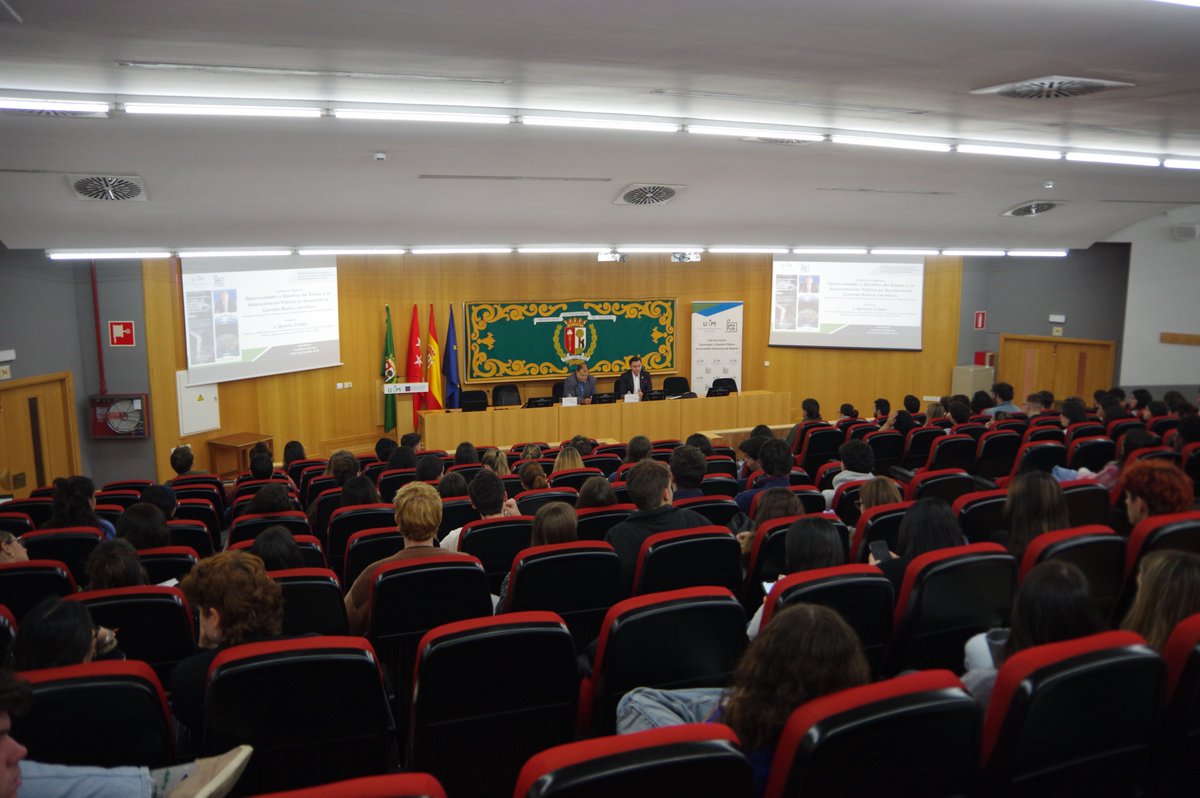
[{"left": 12, "top": 613, "right": 1200, "bottom": 796}]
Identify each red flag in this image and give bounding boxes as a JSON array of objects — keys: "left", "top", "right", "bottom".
[
  {"left": 426, "top": 304, "right": 444, "bottom": 411},
  {"left": 407, "top": 304, "right": 424, "bottom": 430}
]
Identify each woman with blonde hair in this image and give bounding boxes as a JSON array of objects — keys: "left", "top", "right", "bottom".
[
  {"left": 552, "top": 445, "right": 584, "bottom": 474},
  {"left": 481, "top": 448, "right": 511, "bottom": 476},
  {"left": 1121, "top": 551, "right": 1200, "bottom": 651},
  {"left": 858, "top": 476, "right": 902, "bottom": 511}
]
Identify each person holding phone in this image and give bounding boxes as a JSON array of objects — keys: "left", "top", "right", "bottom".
[{"left": 747, "top": 517, "right": 845, "bottom": 638}]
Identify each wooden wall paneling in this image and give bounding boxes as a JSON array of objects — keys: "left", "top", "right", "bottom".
[{"left": 142, "top": 252, "right": 961, "bottom": 479}]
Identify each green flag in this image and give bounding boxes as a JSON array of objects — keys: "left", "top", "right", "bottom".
[{"left": 382, "top": 305, "right": 398, "bottom": 432}]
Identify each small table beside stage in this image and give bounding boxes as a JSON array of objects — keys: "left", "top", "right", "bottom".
[{"left": 208, "top": 432, "right": 274, "bottom": 479}]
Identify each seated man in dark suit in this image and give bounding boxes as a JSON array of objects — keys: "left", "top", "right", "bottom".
[
  {"left": 604, "top": 460, "right": 709, "bottom": 592},
  {"left": 614, "top": 355, "right": 653, "bottom": 400},
  {"left": 562, "top": 362, "right": 597, "bottom": 405}
]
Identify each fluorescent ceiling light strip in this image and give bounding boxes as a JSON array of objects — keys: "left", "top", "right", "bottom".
[
  {"left": 1064, "top": 152, "right": 1161, "bottom": 167},
  {"left": 409, "top": 247, "right": 513, "bottom": 255},
  {"left": 1150, "top": 0, "right": 1200, "bottom": 7},
  {"left": 941, "top": 249, "right": 1007, "bottom": 257},
  {"left": 1164, "top": 158, "right": 1200, "bottom": 170},
  {"left": 124, "top": 103, "right": 322, "bottom": 118},
  {"left": 706, "top": 247, "right": 791, "bottom": 254},
  {"left": 48, "top": 250, "right": 171, "bottom": 260},
  {"left": 869, "top": 248, "right": 940, "bottom": 256},
  {"left": 831, "top": 135, "right": 952, "bottom": 153},
  {"left": 1007, "top": 250, "right": 1068, "bottom": 258},
  {"left": 956, "top": 144, "right": 1062, "bottom": 160},
  {"left": 333, "top": 109, "right": 511, "bottom": 124},
  {"left": 616, "top": 246, "right": 704, "bottom": 253},
  {"left": 687, "top": 125, "right": 824, "bottom": 141},
  {"left": 297, "top": 248, "right": 407, "bottom": 256},
  {"left": 516, "top": 246, "right": 612, "bottom": 254},
  {"left": 0, "top": 97, "right": 111, "bottom": 114},
  {"left": 177, "top": 249, "right": 294, "bottom": 258},
  {"left": 521, "top": 116, "right": 679, "bottom": 133},
  {"left": 791, "top": 247, "right": 869, "bottom": 255}
]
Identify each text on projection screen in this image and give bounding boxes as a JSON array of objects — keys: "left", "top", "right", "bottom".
[
  {"left": 768, "top": 260, "right": 924, "bottom": 350},
  {"left": 181, "top": 255, "right": 341, "bottom": 385}
]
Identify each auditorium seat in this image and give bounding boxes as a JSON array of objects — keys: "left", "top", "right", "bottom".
[
  {"left": 901, "top": 468, "right": 975, "bottom": 503},
  {"left": 981, "top": 631, "right": 1163, "bottom": 797},
  {"left": 631, "top": 527, "right": 742, "bottom": 595},
  {"left": 796, "top": 427, "right": 844, "bottom": 475},
  {"left": 846, "top": 422, "right": 879, "bottom": 441},
  {"left": 460, "top": 389, "right": 489, "bottom": 412},
  {"left": 578, "top": 587, "right": 747, "bottom": 735},
  {"left": 377, "top": 468, "right": 417, "bottom": 502},
  {"left": 762, "top": 564, "right": 894, "bottom": 675},
  {"left": 829, "top": 480, "right": 868, "bottom": 527},
  {"left": 671, "top": 495, "right": 741, "bottom": 526},
  {"left": 953, "top": 488, "right": 1009, "bottom": 544},
  {"left": 741, "top": 514, "right": 798, "bottom": 611},
  {"left": 704, "top": 455, "right": 738, "bottom": 478},
  {"left": 68, "top": 585, "right": 196, "bottom": 683},
  {"left": 883, "top": 543, "right": 1016, "bottom": 675},
  {"left": 93, "top": 504, "right": 124, "bottom": 527},
  {"left": 285, "top": 458, "right": 328, "bottom": 487},
  {"left": 342, "top": 528, "right": 404, "bottom": 586},
  {"left": 516, "top": 487, "right": 578, "bottom": 515},
  {"left": 863, "top": 430, "right": 903, "bottom": 474},
  {"left": 699, "top": 474, "right": 740, "bottom": 497},
  {"left": 493, "top": 383, "right": 522, "bottom": 407},
  {"left": 898, "top": 434, "right": 977, "bottom": 481},
  {"left": 1107, "top": 417, "right": 1145, "bottom": 442},
  {"left": 94, "top": 489, "right": 141, "bottom": 510},
  {"left": 813, "top": 461, "right": 842, "bottom": 491},
  {"left": 850, "top": 501, "right": 914, "bottom": 562},
  {"left": 574, "top": 504, "right": 635, "bottom": 541},
  {"left": 972, "top": 430, "right": 1022, "bottom": 480},
  {"left": 951, "top": 421, "right": 988, "bottom": 442},
  {"left": 1123, "top": 510, "right": 1200, "bottom": 581},
  {"left": 1059, "top": 479, "right": 1111, "bottom": 527},
  {"left": 302, "top": 474, "right": 337, "bottom": 509},
  {"left": 581, "top": 454, "right": 621, "bottom": 476},
  {"left": 232, "top": 478, "right": 293, "bottom": 504},
  {"left": 503, "top": 542, "right": 622, "bottom": 648},
  {"left": 1023, "top": 425, "right": 1065, "bottom": 444},
  {"left": 765, "top": 670, "right": 978, "bottom": 798},
  {"left": 447, "top": 463, "right": 484, "bottom": 483},
  {"left": 1064, "top": 421, "right": 1106, "bottom": 446},
  {"left": 0, "top": 512, "right": 35, "bottom": 536},
  {"left": 366, "top": 555, "right": 493, "bottom": 700},
  {"left": 549, "top": 467, "right": 605, "bottom": 491},
  {"left": 998, "top": 441, "right": 1067, "bottom": 486},
  {"left": 514, "top": 723, "right": 753, "bottom": 798},
  {"left": 748, "top": 485, "right": 824, "bottom": 517},
  {"left": 309, "top": 488, "right": 345, "bottom": 545},
  {"left": 1125, "top": 445, "right": 1181, "bottom": 466},
  {"left": 1020, "top": 525, "right": 1124, "bottom": 619},
  {"left": 901, "top": 426, "right": 946, "bottom": 470},
  {"left": 1157, "top": 613, "right": 1200, "bottom": 794},
  {"left": 1, "top": 497, "right": 52, "bottom": 528},
  {"left": 0, "top": 559, "right": 75, "bottom": 621},
  {"left": 137, "top": 545, "right": 199, "bottom": 583},
  {"left": 408, "top": 613, "right": 578, "bottom": 797},
  {"left": 172, "top": 474, "right": 228, "bottom": 510},
  {"left": 174, "top": 498, "right": 222, "bottom": 544},
  {"left": 102, "top": 478, "right": 154, "bottom": 493},
  {"left": 1185, "top": 442, "right": 1200, "bottom": 499},
  {"left": 0, "top": 606, "right": 14, "bottom": 663},
  {"left": 270, "top": 567, "right": 349, "bottom": 635},
  {"left": 459, "top": 515, "right": 535, "bottom": 593},
  {"left": 167, "top": 519, "right": 215, "bottom": 558},
  {"left": 14, "top": 660, "right": 174, "bottom": 768},
  {"left": 327, "top": 504, "right": 395, "bottom": 575},
  {"left": 19, "top": 526, "right": 102, "bottom": 584},
  {"left": 248, "top": 772, "right": 447, "bottom": 798},
  {"left": 228, "top": 510, "right": 312, "bottom": 546},
  {"left": 231, "top": 534, "right": 327, "bottom": 568},
  {"left": 205, "top": 636, "right": 396, "bottom": 793}
]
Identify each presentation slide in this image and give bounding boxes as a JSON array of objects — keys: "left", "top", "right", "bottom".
[
  {"left": 181, "top": 255, "right": 341, "bottom": 385},
  {"left": 769, "top": 260, "right": 924, "bottom": 350}
]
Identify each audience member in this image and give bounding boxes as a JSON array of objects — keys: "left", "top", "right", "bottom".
[
  {"left": 749, "top": 424, "right": 775, "bottom": 439},
  {"left": 736, "top": 435, "right": 769, "bottom": 483},
  {"left": 611, "top": 435, "right": 653, "bottom": 483},
  {"left": 0, "top": 532, "right": 28, "bottom": 565},
  {"left": 1119, "top": 460, "right": 1195, "bottom": 527},
  {"left": 519, "top": 462, "right": 549, "bottom": 491},
  {"left": 822, "top": 440, "right": 874, "bottom": 507},
  {"left": 604, "top": 461, "right": 709, "bottom": 591},
  {"left": 1121, "top": 551, "right": 1200, "bottom": 651},
  {"left": 414, "top": 454, "right": 445, "bottom": 482},
  {"left": 685, "top": 433, "right": 714, "bottom": 456},
  {"left": 903, "top": 394, "right": 921, "bottom": 415},
  {"left": 496, "top": 502, "right": 578, "bottom": 612},
  {"left": 616, "top": 604, "right": 870, "bottom": 794},
  {"left": 553, "top": 445, "right": 584, "bottom": 473},
  {"left": 1131, "top": 388, "right": 1153, "bottom": 412},
  {"left": 12, "top": 597, "right": 115, "bottom": 670},
  {"left": 926, "top": 403, "right": 946, "bottom": 422},
  {"left": 437, "top": 471, "right": 469, "bottom": 499},
  {"left": 1176, "top": 415, "right": 1200, "bottom": 450},
  {"left": 879, "top": 408, "right": 918, "bottom": 436},
  {"left": 747, "top": 517, "right": 846, "bottom": 637},
  {"left": 400, "top": 432, "right": 422, "bottom": 450},
  {"left": 801, "top": 398, "right": 822, "bottom": 421},
  {"left": 282, "top": 440, "right": 307, "bottom": 469},
  {"left": 734, "top": 438, "right": 792, "bottom": 513},
  {"left": 520, "top": 443, "right": 543, "bottom": 462},
  {"left": 870, "top": 498, "right": 965, "bottom": 591},
  {"left": 1059, "top": 398, "right": 1089, "bottom": 428},
  {"left": 838, "top": 403, "right": 859, "bottom": 421},
  {"left": 245, "top": 483, "right": 292, "bottom": 517},
  {"left": 735, "top": 486, "right": 802, "bottom": 555},
  {"left": 961, "top": 561, "right": 1105, "bottom": 707},
  {"left": 439, "top": 470, "right": 517, "bottom": 552},
  {"left": 387, "top": 445, "right": 418, "bottom": 471},
  {"left": 984, "top": 382, "right": 1020, "bottom": 416},
  {"left": 874, "top": 398, "right": 890, "bottom": 420},
  {"left": 569, "top": 434, "right": 596, "bottom": 457},
  {"left": 171, "top": 551, "right": 285, "bottom": 740},
  {"left": 248, "top": 526, "right": 305, "bottom": 571},
  {"left": 326, "top": 449, "right": 360, "bottom": 486},
  {"left": 668, "top": 445, "right": 706, "bottom": 499},
  {"left": 140, "top": 484, "right": 177, "bottom": 520},
  {"left": 970, "top": 391, "right": 994, "bottom": 415},
  {"left": 344, "top": 482, "right": 468, "bottom": 632},
  {"left": 43, "top": 475, "right": 115, "bottom": 539},
  {"left": 948, "top": 401, "right": 972, "bottom": 425},
  {"left": 454, "top": 442, "right": 480, "bottom": 465},
  {"left": 576, "top": 476, "right": 619, "bottom": 509},
  {"left": 374, "top": 436, "right": 398, "bottom": 463},
  {"left": 248, "top": 451, "right": 273, "bottom": 481},
  {"left": 85, "top": 538, "right": 149, "bottom": 590},
  {"left": 116, "top": 502, "right": 170, "bottom": 551},
  {"left": 1143, "top": 400, "right": 1169, "bottom": 421},
  {"left": 480, "top": 448, "right": 511, "bottom": 476},
  {"left": 341, "top": 475, "right": 381, "bottom": 506},
  {"left": 169, "top": 445, "right": 201, "bottom": 481},
  {"left": 996, "top": 471, "right": 1069, "bottom": 559},
  {"left": 858, "top": 476, "right": 902, "bottom": 510}
]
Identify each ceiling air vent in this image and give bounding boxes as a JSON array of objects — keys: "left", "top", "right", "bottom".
[
  {"left": 971, "top": 75, "right": 1134, "bottom": 99},
  {"left": 68, "top": 174, "right": 146, "bottom": 201},
  {"left": 614, "top": 184, "right": 683, "bottom": 206},
  {"left": 1002, "top": 200, "right": 1063, "bottom": 218}
]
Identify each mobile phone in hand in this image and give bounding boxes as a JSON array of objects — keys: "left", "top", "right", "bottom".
[{"left": 869, "top": 540, "right": 892, "bottom": 562}]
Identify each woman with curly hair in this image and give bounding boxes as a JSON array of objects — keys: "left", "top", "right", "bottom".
[
  {"left": 617, "top": 604, "right": 869, "bottom": 794},
  {"left": 1118, "top": 460, "right": 1194, "bottom": 526},
  {"left": 169, "top": 550, "right": 284, "bottom": 741}
]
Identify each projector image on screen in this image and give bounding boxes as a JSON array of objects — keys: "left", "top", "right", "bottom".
[
  {"left": 769, "top": 260, "right": 925, "bottom": 351},
  {"left": 181, "top": 255, "right": 342, "bottom": 385}
]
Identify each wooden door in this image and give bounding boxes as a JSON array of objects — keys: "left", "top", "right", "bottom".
[
  {"left": 0, "top": 372, "right": 80, "bottom": 499},
  {"left": 997, "top": 335, "right": 1116, "bottom": 405}
]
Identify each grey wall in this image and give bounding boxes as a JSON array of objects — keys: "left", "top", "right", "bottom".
[
  {"left": 0, "top": 250, "right": 156, "bottom": 485},
  {"left": 956, "top": 242, "right": 1130, "bottom": 383}
]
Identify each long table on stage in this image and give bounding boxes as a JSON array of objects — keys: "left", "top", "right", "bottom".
[{"left": 419, "top": 390, "right": 792, "bottom": 450}]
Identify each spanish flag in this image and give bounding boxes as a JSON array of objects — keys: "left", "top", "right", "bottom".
[{"left": 426, "top": 304, "right": 444, "bottom": 411}]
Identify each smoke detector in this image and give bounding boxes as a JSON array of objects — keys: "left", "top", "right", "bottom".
[
  {"left": 971, "top": 75, "right": 1134, "bottom": 99},
  {"left": 614, "top": 184, "right": 683, "bottom": 206},
  {"left": 68, "top": 175, "right": 146, "bottom": 201},
  {"left": 1002, "top": 200, "right": 1063, "bottom": 217}
]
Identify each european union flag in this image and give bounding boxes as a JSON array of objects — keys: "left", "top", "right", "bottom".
[{"left": 443, "top": 303, "right": 461, "bottom": 409}]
